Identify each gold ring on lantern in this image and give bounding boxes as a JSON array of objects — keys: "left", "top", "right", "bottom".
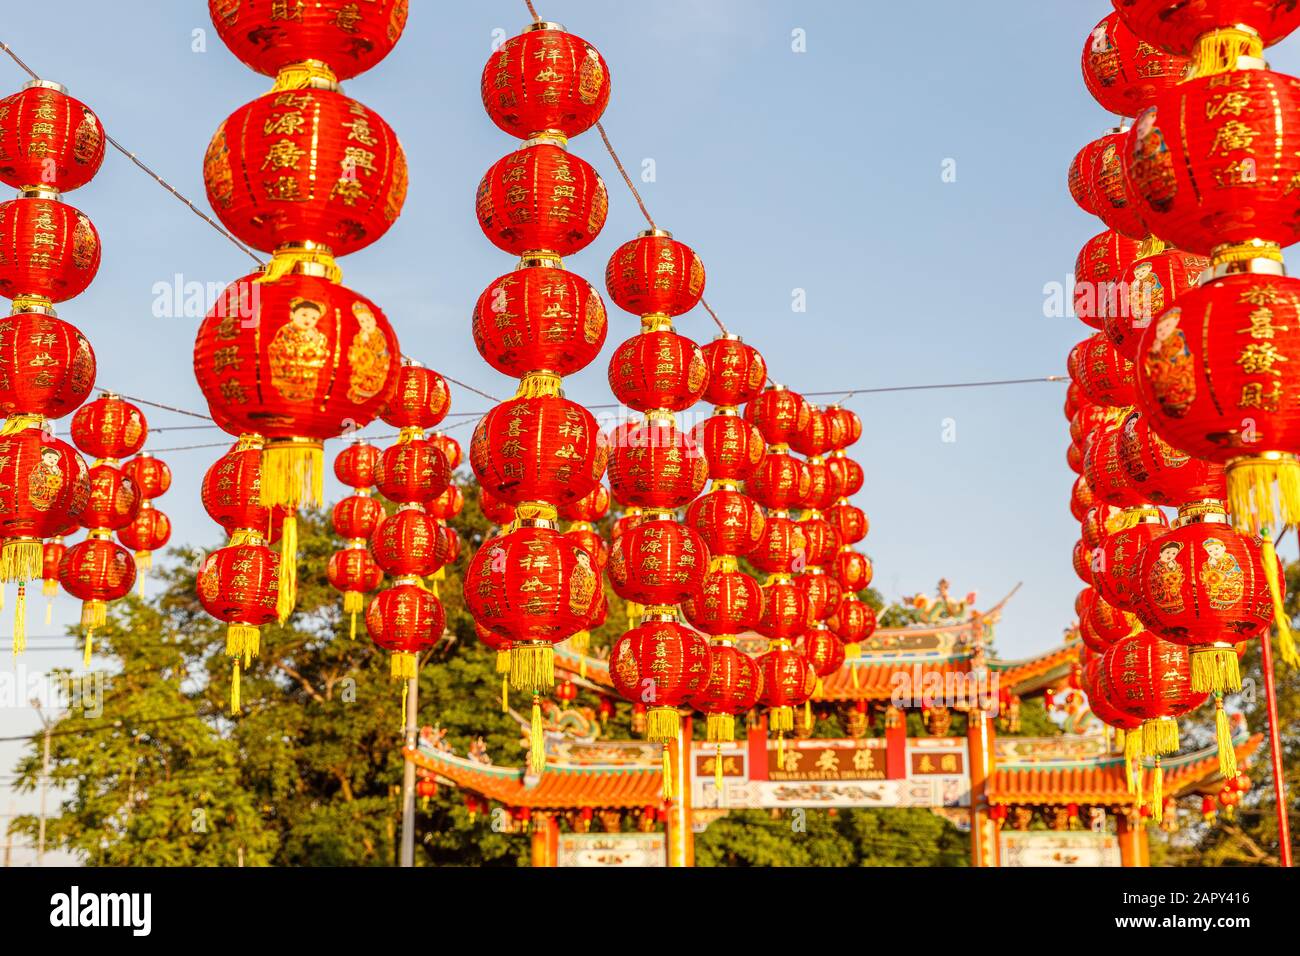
[
  {"left": 513, "top": 501, "right": 559, "bottom": 528},
  {"left": 517, "top": 252, "right": 565, "bottom": 269},
  {"left": 19, "top": 185, "right": 60, "bottom": 201},
  {"left": 639, "top": 314, "right": 674, "bottom": 333},
  {"left": 259, "top": 241, "right": 341, "bottom": 285},
  {"left": 1189, "top": 26, "right": 1266, "bottom": 78},
  {"left": 9, "top": 296, "right": 56, "bottom": 316},
  {"left": 515, "top": 370, "right": 563, "bottom": 398},
  {"left": 271, "top": 59, "right": 341, "bottom": 92},
  {"left": 1208, "top": 245, "right": 1286, "bottom": 279}
]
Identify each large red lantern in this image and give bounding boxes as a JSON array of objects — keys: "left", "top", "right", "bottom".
[
  {"left": 380, "top": 362, "right": 450, "bottom": 431},
  {"left": 1125, "top": 69, "right": 1300, "bottom": 259},
  {"left": 476, "top": 142, "right": 608, "bottom": 258},
  {"left": 1102, "top": 630, "right": 1202, "bottom": 761},
  {"left": 684, "top": 487, "right": 765, "bottom": 557},
  {"left": 606, "top": 417, "right": 708, "bottom": 509},
  {"left": 0, "top": 312, "right": 95, "bottom": 423},
  {"left": 470, "top": 395, "right": 606, "bottom": 511},
  {"left": 604, "top": 231, "right": 705, "bottom": 319},
  {"left": 481, "top": 23, "right": 610, "bottom": 141},
  {"left": 1136, "top": 512, "right": 1273, "bottom": 693},
  {"left": 700, "top": 334, "right": 767, "bottom": 408},
  {"left": 607, "top": 516, "right": 708, "bottom": 607},
  {"left": 208, "top": 0, "right": 409, "bottom": 82},
  {"left": 1134, "top": 274, "right": 1300, "bottom": 533},
  {"left": 71, "top": 395, "right": 147, "bottom": 462},
  {"left": 203, "top": 88, "right": 407, "bottom": 257},
  {"left": 472, "top": 265, "right": 607, "bottom": 378},
  {"left": 0, "top": 198, "right": 100, "bottom": 305},
  {"left": 0, "top": 82, "right": 105, "bottom": 193},
  {"left": 195, "top": 271, "right": 400, "bottom": 506},
  {"left": 608, "top": 328, "right": 708, "bottom": 412},
  {"left": 1082, "top": 13, "right": 1189, "bottom": 116},
  {"left": 1111, "top": 0, "right": 1300, "bottom": 56}
]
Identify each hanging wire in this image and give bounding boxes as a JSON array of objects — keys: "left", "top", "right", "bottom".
[
  {"left": 95, "top": 387, "right": 213, "bottom": 421},
  {"left": 440, "top": 374, "right": 505, "bottom": 405},
  {"left": 523, "top": 0, "right": 543, "bottom": 23},
  {"left": 807, "top": 376, "right": 1068, "bottom": 404}
]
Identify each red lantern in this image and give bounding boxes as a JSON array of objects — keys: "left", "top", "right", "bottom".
[
  {"left": 426, "top": 483, "right": 465, "bottom": 521},
  {"left": 0, "top": 312, "right": 95, "bottom": 422},
  {"left": 606, "top": 417, "right": 708, "bottom": 510},
  {"left": 700, "top": 335, "right": 767, "bottom": 408},
  {"left": 1071, "top": 401, "right": 1112, "bottom": 445},
  {"left": 428, "top": 432, "right": 462, "bottom": 471},
  {"left": 559, "top": 483, "right": 609, "bottom": 522},
  {"left": 204, "top": 88, "right": 406, "bottom": 256},
  {"left": 196, "top": 271, "right": 400, "bottom": 506},
  {"left": 831, "top": 549, "right": 873, "bottom": 591},
  {"left": 481, "top": 24, "right": 610, "bottom": 141},
  {"left": 476, "top": 142, "right": 608, "bottom": 258},
  {"left": 1134, "top": 274, "right": 1300, "bottom": 530},
  {"left": 825, "top": 406, "right": 862, "bottom": 449},
  {"left": 80, "top": 464, "right": 140, "bottom": 532},
  {"left": 683, "top": 569, "right": 763, "bottom": 635},
  {"left": 374, "top": 436, "right": 451, "bottom": 504},
  {"left": 692, "top": 641, "right": 763, "bottom": 743},
  {"left": 1083, "top": 505, "right": 1120, "bottom": 549},
  {"left": 755, "top": 579, "right": 811, "bottom": 641},
  {"left": 691, "top": 413, "right": 765, "bottom": 484},
  {"left": 0, "top": 83, "right": 105, "bottom": 193},
  {"left": 758, "top": 641, "right": 816, "bottom": 733},
  {"left": 1136, "top": 513, "right": 1273, "bottom": 691},
  {"left": 59, "top": 533, "right": 135, "bottom": 636},
  {"left": 828, "top": 594, "right": 876, "bottom": 645},
  {"left": 566, "top": 525, "right": 608, "bottom": 571},
  {"left": 472, "top": 265, "right": 607, "bottom": 377},
  {"left": 1085, "top": 589, "right": 1134, "bottom": 653},
  {"left": 746, "top": 450, "right": 810, "bottom": 512},
  {"left": 1069, "top": 138, "right": 1108, "bottom": 216},
  {"left": 798, "top": 515, "right": 840, "bottom": 567},
  {"left": 608, "top": 328, "right": 708, "bottom": 413},
  {"left": 1102, "top": 630, "right": 1202, "bottom": 755},
  {"left": 1118, "top": 409, "right": 1226, "bottom": 506},
  {"left": 208, "top": 0, "right": 409, "bottom": 82},
  {"left": 797, "top": 571, "right": 843, "bottom": 622},
  {"left": 121, "top": 453, "right": 172, "bottom": 501},
  {"left": 749, "top": 515, "right": 806, "bottom": 577},
  {"left": 332, "top": 493, "right": 383, "bottom": 539},
  {"left": 1088, "top": 132, "right": 1148, "bottom": 239},
  {"left": 610, "top": 618, "right": 709, "bottom": 739},
  {"left": 1125, "top": 70, "right": 1300, "bottom": 258},
  {"left": 0, "top": 426, "right": 89, "bottom": 580},
  {"left": 828, "top": 454, "right": 865, "bottom": 498},
  {"left": 380, "top": 362, "right": 450, "bottom": 431},
  {"left": 1068, "top": 441, "right": 1085, "bottom": 474},
  {"left": 1111, "top": 0, "right": 1300, "bottom": 55},
  {"left": 605, "top": 231, "right": 705, "bottom": 319},
  {"left": 1094, "top": 507, "right": 1168, "bottom": 610},
  {"left": 1074, "top": 539, "right": 1097, "bottom": 585},
  {"left": 470, "top": 395, "right": 606, "bottom": 510},
  {"left": 800, "top": 627, "right": 846, "bottom": 679},
  {"left": 1071, "top": 475, "right": 1097, "bottom": 522},
  {"left": 200, "top": 436, "right": 287, "bottom": 540},
  {"left": 803, "top": 457, "right": 844, "bottom": 512},
  {"left": 1083, "top": 425, "right": 1146, "bottom": 508},
  {"left": 607, "top": 516, "right": 708, "bottom": 606},
  {"left": 334, "top": 439, "right": 380, "bottom": 488},
  {"left": 1104, "top": 247, "right": 1208, "bottom": 360},
  {"left": 479, "top": 487, "right": 516, "bottom": 526},
  {"left": 370, "top": 507, "right": 451, "bottom": 578},
  {"left": 328, "top": 547, "right": 383, "bottom": 635},
  {"left": 118, "top": 503, "right": 171, "bottom": 569},
  {"left": 41, "top": 537, "right": 64, "bottom": 599},
  {"left": 684, "top": 487, "right": 765, "bottom": 557},
  {"left": 0, "top": 198, "right": 100, "bottom": 305},
  {"left": 745, "top": 386, "right": 810, "bottom": 447},
  {"left": 366, "top": 580, "right": 445, "bottom": 679},
  {"left": 1082, "top": 13, "right": 1189, "bottom": 116},
  {"left": 1070, "top": 333, "right": 1137, "bottom": 407},
  {"left": 789, "top": 407, "right": 833, "bottom": 459},
  {"left": 826, "top": 502, "right": 867, "bottom": 546},
  {"left": 71, "top": 395, "right": 147, "bottom": 462}
]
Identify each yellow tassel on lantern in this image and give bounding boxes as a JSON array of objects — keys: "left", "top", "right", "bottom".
[
  {"left": 276, "top": 512, "right": 298, "bottom": 624},
  {"left": 501, "top": 674, "right": 509, "bottom": 714},
  {"left": 260, "top": 438, "right": 324, "bottom": 510},
  {"left": 769, "top": 705, "right": 794, "bottom": 734},
  {"left": 568, "top": 629, "right": 590, "bottom": 658},
  {"left": 514, "top": 370, "right": 563, "bottom": 399},
  {"left": 1259, "top": 533, "right": 1300, "bottom": 668},
  {"left": 1151, "top": 757, "right": 1164, "bottom": 822},
  {"left": 0, "top": 539, "right": 43, "bottom": 584},
  {"left": 661, "top": 746, "right": 675, "bottom": 800},
  {"left": 343, "top": 590, "right": 362, "bottom": 640},
  {"left": 706, "top": 712, "right": 735, "bottom": 744},
  {"left": 510, "top": 642, "right": 554, "bottom": 694},
  {"left": 714, "top": 743, "right": 724, "bottom": 793},
  {"left": 529, "top": 696, "right": 545, "bottom": 774},
  {"left": 82, "top": 630, "right": 93, "bottom": 669},
  {"left": 646, "top": 706, "right": 680, "bottom": 743},
  {"left": 1189, "top": 26, "right": 1265, "bottom": 78},
  {"left": 390, "top": 651, "right": 418, "bottom": 681},
  {"left": 226, "top": 623, "right": 261, "bottom": 669},
  {"left": 230, "top": 660, "right": 241, "bottom": 715},
  {"left": 1124, "top": 729, "right": 1142, "bottom": 794},
  {"left": 1143, "top": 716, "right": 1179, "bottom": 757},
  {"left": 1214, "top": 695, "right": 1238, "bottom": 780},
  {"left": 804, "top": 698, "right": 812, "bottom": 728},
  {"left": 1191, "top": 644, "right": 1242, "bottom": 694},
  {"left": 1227, "top": 456, "right": 1300, "bottom": 535},
  {"left": 12, "top": 583, "right": 26, "bottom": 656}
]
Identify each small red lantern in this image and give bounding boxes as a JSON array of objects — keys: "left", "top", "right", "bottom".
[
  {"left": 684, "top": 488, "right": 765, "bottom": 557},
  {"left": 691, "top": 413, "right": 766, "bottom": 484},
  {"left": 117, "top": 503, "right": 171, "bottom": 571},
  {"left": 370, "top": 507, "right": 452, "bottom": 578},
  {"left": 196, "top": 533, "right": 280, "bottom": 710},
  {"left": 608, "top": 328, "right": 708, "bottom": 412},
  {"left": 0, "top": 198, "right": 100, "bottom": 305},
  {"left": 0, "top": 83, "right": 105, "bottom": 193},
  {"left": 204, "top": 88, "right": 407, "bottom": 257},
  {"left": 472, "top": 265, "right": 607, "bottom": 378},
  {"left": 797, "top": 571, "right": 843, "bottom": 622},
  {"left": 380, "top": 362, "right": 451, "bottom": 431},
  {"left": 749, "top": 515, "right": 807, "bottom": 578},
  {"left": 426, "top": 483, "right": 465, "bottom": 521},
  {"left": 121, "top": 452, "right": 172, "bottom": 500},
  {"left": 609, "top": 618, "right": 709, "bottom": 742},
  {"left": 0, "top": 312, "right": 95, "bottom": 422},
  {"left": 208, "top": 0, "right": 409, "bottom": 82},
  {"left": 1088, "top": 132, "right": 1148, "bottom": 240},
  {"left": 476, "top": 142, "right": 608, "bottom": 258},
  {"left": 700, "top": 334, "right": 767, "bottom": 408},
  {"left": 0, "top": 426, "right": 89, "bottom": 583},
  {"left": 60, "top": 533, "right": 135, "bottom": 663},
  {"left": 80, "top": 464, "right": 141, "bottom": 532},
  {"left": 1093, "top": 507, "right": 1168, "bottom": 610},
  {"left": 758, "top": 641, "right": 815, "bottom": 734},
  {"left": 1104, "top": 247, "right": 1208, "bottom": 361},
  {"left": 831, "top": 549, "right": 873, "bottom": 591},
  {"left": 604, "top": 231, "right": 705, "bottom": 319},
  {"left": 1070, "top": 333, "right": 1137, "bottom": 407},
  {"left": 1081, "top": 13, "right": 1189, "bottom": 117},
  {"left": 71, "top": 394, "right": 147, "bottom": 462},
  {"left": 828, "top": 594, "right": 877, "bottom": 646},
  {"left": 683, "top": 569, "right": 763, "bottom": 635},
  {"left": 480, "top": 24, "right": 611, "bottom": 141},
  {"left": 334, "top": 439, "right": 380, "bottom": 489},
  {"left": 332, "top": 493, "right": 383, "bottom": 540},
  {"left": 755, "top": 579, "right": 812, "bottom": 641},
  {"left": 798, "top": 515, "right": 840, "bottom": 567},
  {"left": 1085, "top": 589, "right": 1134, "bottom": 653},
  {"left": 366, "top": 580, "right": 444, "bottom": 682},
  {"left": 607, "top": 516, "right": 709, "bottom": 606},
  {"left": 692, "top": 640, "right": 763, "bottom": 745},
  {"left": 1102, "top": 630, "right": 1201, "bottom": 758},
  {"left": 1071, "top": 475, "right": 1097, "bottom": 522},
  {"left": 745, "top": 385, "right": 810, "bottom": 447},
  {"left": 374, "top": 436, "right": 451, "bottom": 504},
  {"left": 828, "top": 454, "right": 865, "bottom": 498},
  {"left": 1117, "top": 409, "right": 1226, "bottom": 506},
  {"left": 800, "top": 627, "right": 846, "bottom": 680},
  {"left": 327, "top": 546, "right": 383, "bottom": 639},
  {"left": 826, "top": 502, "right": 868, "bottom": 546},
  {"left": 200, "top": 435, "right": 287, "bottom": 542},
  {"left": 1084, "top": 425, "right": 1146, "bottom": 509},
  {"left": 746, "top": 451, "right": 810, "bottom": 512},
  {"left": 606, "top": 417, "right": 708, "bottom": 510},
  {"left": 1069, "top": 138, "right": 1108, "bottom": 216}
]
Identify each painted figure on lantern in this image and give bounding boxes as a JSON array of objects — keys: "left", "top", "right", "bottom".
[
  {"left": 1130, "top": 108, "right": 1176, "bottom": 211},
  {"left": 1143, "top": 308, "right": 1194, "bottom": 417},
  {"left": 1147, "top": 540, "right": 1185, "bottom": 614},
  {"left": 569, "top": 549, "right": 597, "bottom": 614},
  {"left": 269, "top": 297, "right": 329, "bottom": 402},
  {"left": 1200, "top": 538, "right": 1244, "bottom": 610},
  {"left": 30, "top": 448, "right": 65, "bottom": 510},
  {"left": 1087, "top": 22, "right": 1119, "bottom": 84},
  {"left": 346, "top": 301, "right": 391, "bottom": 404},
  {"left": 1129, "top": 261, "right": 1164, "bottom": 322}
]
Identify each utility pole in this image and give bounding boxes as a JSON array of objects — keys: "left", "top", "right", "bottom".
[
  {"left": 399, "top": 671, "right": 418, "bottom": 867},
  {"left": 32, "top": 699, "right": 51, "bottom": 867}
]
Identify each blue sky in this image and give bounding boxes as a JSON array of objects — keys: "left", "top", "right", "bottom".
[{"left": 2, "top": 1, "right": 1298, "bottom": 861}]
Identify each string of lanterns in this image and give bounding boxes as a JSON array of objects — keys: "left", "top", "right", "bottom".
[{"left": 1069, "top": 0, "right": 1300, "bottom": 822}]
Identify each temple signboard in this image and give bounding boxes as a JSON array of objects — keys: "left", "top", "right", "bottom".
[
  {"left": 998, "top": 830, "right": 1122, "bottom": 867},
  {"left": 556, "top": 833, "right": 667, "bottom": 867}
]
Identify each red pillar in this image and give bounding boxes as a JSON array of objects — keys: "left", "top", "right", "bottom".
[{"left": 967, "top": 711, "right": 999, "bottom": 867}]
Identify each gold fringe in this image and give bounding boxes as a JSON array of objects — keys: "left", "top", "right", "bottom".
[
  {"left": 400, "top": 681, "right": 409, "bottom": 735},
  {"left": 568, "top": 630, "right": 590, "bottom": 658},
  {"left": 770, "top": 705, "right": 794, "bottom": 733},
  {"left": 80, "top": 599, "right": 106, "bottom": 633},
  {"left": 41, "top": 578, "right": 57, "bottom": 598},
  {"left": 661, "top": 746, "right": 674, "bottom": 800},
  {"left": 1143, "top": 716, "right": 1179, "bottom": 757},
  {"left": 259, "top": 442, "right": 323, "bottom": 509},
  {"left": 510, "top": 643, "right": 555, "bottom": 694},
  {"left": 43, "top": 597, "right": 51, "bottom": 628},
  {"left": 1191, "top": 645, "right": 1241, "bottom": 694},
  {"left": 1151, "top": 758, "right": 1164, "bottom": 822},
  {"left": 390, "top": 651, "right": 418, "bottom": 681},
  {"left": 271, "top": 60, "right": 340, "bottom": 92},
  {"left": 0, "top": 539, "right": 43, "bottom": 584},
  {"left": 514, "top": 371, "right": 563, "bottom": 399},
  {"left": 646, "top": 706, "right": 680, "bottom": 743},
  {"left": 1259, "top": 534, "right": 1299, "bottom": 668},
  {"left": 804, "top": 698, "right": 812, "bottom": 727},
  {"left": 777, "top": 732, "right": 786, "bottom": 766},
  {"left": 1189, "top": 26, "right": 1265, "bottom": 78},
  {"left": 706, "top": 711, "right": 735, "bottom": 744},
  {"left": 513, "top": 501, "right": 558, "bottom": 524},
  {"left": 349, "top": 610, "right": 357, "bottom": 641},
  {"left": 276, "top": 512, "right": 298, "bottom": 624},
  {"left": 1227, "top": 458, "right": 1300, "bottom": 535},
  {"left": 226, "top": 623, "right": 261, "bottom": 667},
  {"left": 1214, "top": 695, "right": 1238, "bottom": 781},
  {"left": 343, "top": 590, "right": 363, "bottom": 614},
  {"left": 82, "top": 629, "right": 93, "bottom": 669},
  {"left": 12, "top": 583, "right": 25, "bottom": 656},
  {"left": 495, "top": 649, "right": 511, "bottom": 674},
  {"left": 135, "top": 550, "right": 152, "bottom": 572},
  {"left": 1124, "top": 729, "right": 1141, "bottom": 794},
  {"left": 230, "top": 660, "right": 241, "bottom": 715},
  {"left": 530, "top": 697, "right": 545, "bottom": 774}
]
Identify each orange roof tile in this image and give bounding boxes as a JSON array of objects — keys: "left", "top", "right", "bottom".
[{"left": 816, "top": 659, "right": 972, "bottom": 701}]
